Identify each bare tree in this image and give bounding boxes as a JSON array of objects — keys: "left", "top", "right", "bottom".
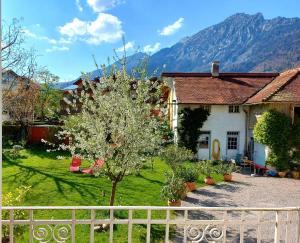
[{"left": 2, "top": 18, "right": 37, "bottom": 98}]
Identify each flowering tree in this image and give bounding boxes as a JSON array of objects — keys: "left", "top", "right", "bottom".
[{"left": 60, "top": 65, "right": 163, "bottom": 205}]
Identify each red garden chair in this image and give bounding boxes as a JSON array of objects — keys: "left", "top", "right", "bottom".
[
  {"left": 82, "top": 159, "right": 105, "bottom": 175},
  {"left": 69, "top": 157, "right": 82, "bottom": 172}
]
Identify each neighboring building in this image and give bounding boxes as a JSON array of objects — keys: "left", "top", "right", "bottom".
[
  {"left": 2, "top": 70, "right": 31, "bottom": 121},
  {"left": 163, "top": 62, "right": 300, "bottom": 164}
]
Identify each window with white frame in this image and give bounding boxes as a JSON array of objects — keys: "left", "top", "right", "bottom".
[
  {"left": 198, "top": 132, "right": 210, "bottom": 148},
  {"left": 227, "top": 131, "right": 239, "bottom": 150},
  {"left": 229, "top": 105, "right": 240, "bottom": 113}
]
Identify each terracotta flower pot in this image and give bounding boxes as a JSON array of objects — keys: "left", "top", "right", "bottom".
[
  {"left": 168, "top": 199, "right": 181, "bottom": 206},
  {"left": 278, "top": 171, "right": 287, "bottom": 178},
  {"left": 223, "top": 173, "right": 232, "bottom": 182},
  {"left": 186, "top": 182, "right": 197, "bottom": 191},
  {"left": 291, "top": 171, "right": 300, "bottom": 179},
  {"left": 204, "top": 177, "right": 215, "bottom": 185}
]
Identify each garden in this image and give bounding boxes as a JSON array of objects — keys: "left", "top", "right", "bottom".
[{"left": 3, "top": 144, "right": 230, "bottom": 242}]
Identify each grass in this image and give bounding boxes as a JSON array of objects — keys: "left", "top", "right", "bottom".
[{"left": 3, "top": 146, "right": 223, "bottom": 242}]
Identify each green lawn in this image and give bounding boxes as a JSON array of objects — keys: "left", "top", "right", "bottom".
[{"left": 3, "top": 147, "right": 223, "bottom": 242}]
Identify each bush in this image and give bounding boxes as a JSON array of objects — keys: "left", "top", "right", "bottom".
[
  {"left": 253, "top": 110, "right": 292, "bottom": 151},
  {"left": 160, "top": 145, "right": 194, "bottom": 171},
  {"left": 176, "top": 166, "right": 199, "bottom": 182},
  {"left": 2, "top": 186, "right": 31, "bottom": 241},
  {"left": 217, "top": 162, "right": 237, "bottom": 175},
  {"left": 161, "top": 172, "right": 186, "bottom": 201},
  {"left": 197, "top": 160, "right": 216, "bottom": 178},
  {"left": 253, "top": 110, "right": 293, "bottom": 171}
]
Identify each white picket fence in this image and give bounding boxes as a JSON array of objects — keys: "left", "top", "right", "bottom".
[{"left": 2, "top": 206, "right": 300, "bottom": 242}]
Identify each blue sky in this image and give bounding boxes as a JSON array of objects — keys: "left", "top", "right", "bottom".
[{"left": 4, "top": 0, "right": 300, "bottom": 81}]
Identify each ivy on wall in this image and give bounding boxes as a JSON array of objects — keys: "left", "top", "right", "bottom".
[{"left": 178, "top": 107, "right": 210, "bottom": 153}]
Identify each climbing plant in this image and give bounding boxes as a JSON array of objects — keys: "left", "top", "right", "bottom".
[{"left": 178, "top": 107, "right": 210, "bottom": 153}]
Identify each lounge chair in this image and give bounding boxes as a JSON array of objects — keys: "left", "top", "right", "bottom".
[
  {"left": 69, "top": 157, "right": 82, "bottom": 172},
  {"left": 82, "top": 159, "right": 105, "bottom": 175}
]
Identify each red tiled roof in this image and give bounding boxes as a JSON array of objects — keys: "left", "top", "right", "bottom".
[
  {"left": 162, "top": 73, "right": 278, "bottom": 104},
  {"left": 246, "top": 68, "right": 300, "bottom": 104}
]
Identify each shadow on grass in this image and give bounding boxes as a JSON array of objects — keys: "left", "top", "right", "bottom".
[
  {"left": 136, "top": 174, "right": 164, "bottom": 186},
  {"left": 4, "top": 157, "right": 102, "bottom": 203}
]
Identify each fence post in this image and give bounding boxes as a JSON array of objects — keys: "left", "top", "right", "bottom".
[{"left": 274, "top": 211, "right": 279, "bottom": 243}]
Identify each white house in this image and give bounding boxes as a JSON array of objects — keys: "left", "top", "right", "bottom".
[{"left": 163, "top": 62, "right": 300, "bottom": 164}]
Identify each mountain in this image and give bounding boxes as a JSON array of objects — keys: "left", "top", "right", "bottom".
[
  {"left": 60, "top": 13, "right": 300, "bottom": 90},
  {"left": 148, "top": 13, "right": 300, "bottom": 73},
  {"left": 55, "top": 52, "right": 149, "bottom": 90}
]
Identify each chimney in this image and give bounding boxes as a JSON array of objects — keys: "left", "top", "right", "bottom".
[{"left": 211, "top": 61, "right": 220, "bottom": 77}]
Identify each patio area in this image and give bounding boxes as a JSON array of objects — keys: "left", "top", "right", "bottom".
[
  {"left": 183, "top": 172, "right": 300, "bottom": 208},
  {"left": 173, "top": 172, "right": 300, "bottom": 242}
]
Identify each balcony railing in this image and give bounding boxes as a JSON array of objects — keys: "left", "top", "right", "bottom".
[{"left": 2, "top": 206, "right": 300, "bottom": 242}]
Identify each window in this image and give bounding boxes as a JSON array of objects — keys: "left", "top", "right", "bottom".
[
  {"left": 227, "top": 131, "right": 239, "bottom": 150},
  {"left": 198, "top": 132, "right": 210, "bottom": 149},
  {"left": 200, "top": 105, "right": 211, "bottom": 112},
  {"left": 229, "top": 105, "right": 240, "bottom": 113}
]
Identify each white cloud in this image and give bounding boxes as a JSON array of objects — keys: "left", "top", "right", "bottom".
[
  {"left": 76, "top": 0, "right": 83, "bottom": 12},
  {"left": 116, "top": 41, "right": 134, "bottom": 52},
  {"left": 143, "top": 42, "right": 161, "bottom": 53},
  {"left": 59, "top": 18, "right": 87, "bottom": 37},
  {"left": 23, "top": 29, "right": 74, "bottom": 46},
  {"left": 46, "top": 46, "right": 70, "bottom": 53},
  {"left": 87, "top": 0, "right": 123, "bottom": 12},
  {"left": 159, "top": 17, "right": 184, "bottom": 36},
  {"left": 59, "top": 13, "right": 123, "bottom": 45}
]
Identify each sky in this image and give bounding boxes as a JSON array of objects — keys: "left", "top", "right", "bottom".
[{"left": 4, "top": 0, "right": 300, "bottom": 81}]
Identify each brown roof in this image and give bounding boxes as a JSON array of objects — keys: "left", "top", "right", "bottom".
[
  {"left": 162, "top": 73, "right": 278, "bottom": 104},
  {"left": 246, "top": 68, "right": 300, "bottom": 104}
]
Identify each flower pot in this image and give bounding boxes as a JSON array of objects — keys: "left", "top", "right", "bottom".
[
  {"left": 204, "top": 177, "right": 215, "bottom": 185},
  {"left": 186, "top": 182, "right": 197, "bottom": 191},
  {"left": 278, "top": 171, "right": 287, "bottom": 178},
  {"left": 223, "top": 173, "right": 232, "bottom": 182},
  {"left": 168, "top": 199, "right": 181, "bottom": 206},
  {"left": 291, "top": 171, "right": 300, "bottom": 179}
]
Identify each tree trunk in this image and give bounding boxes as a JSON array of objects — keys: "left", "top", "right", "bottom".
[{"left": 109, "top": 181, "right": 118, "bottom": 206}]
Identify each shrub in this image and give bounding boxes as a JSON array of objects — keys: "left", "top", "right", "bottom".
[
  {"left": 217, "top": 162, "right": 237, "bottom": 175},
  {"left": 2, "top": 186, "right": 31, "bottom": 241},
  {"left": 267, "top": 151, "right": 290, "bottom": 172},
  {"left": 197, "top": 160, "right": 216, "bottom": 178},
  {"left": 160, "top": 145, "right": 194, "bottom": 171},
  {"left": 253, "top": 110, "right": 293, "bottom": 171},
  {"left": 254, "top": 110, "right": 292, "bottom": 152},
  {"left": 176, "top": 166, "right": 199, "bottom": 182},
  {"left": 161, "top": 172, "right": 186, "bottom": 201}
]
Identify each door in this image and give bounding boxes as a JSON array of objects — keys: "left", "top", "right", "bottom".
[
  {"left": 197, "top": 131, "right": 211, "bottom": 160},
  {"left": 226, "top": 131, "right": 239, "bottom": 160}
]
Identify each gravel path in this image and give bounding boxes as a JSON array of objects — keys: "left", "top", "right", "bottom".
[{"left": 173, "top": 172, "right": 300, "bottom": 243}]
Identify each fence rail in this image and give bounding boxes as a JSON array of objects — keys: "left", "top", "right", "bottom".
[{"left": 2, "top": 206, "right": 300, "bottom": 242}]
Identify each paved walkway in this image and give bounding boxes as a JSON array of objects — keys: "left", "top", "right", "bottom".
[{"left": 174, "top": 172, "right": 300, "bottom": 242}]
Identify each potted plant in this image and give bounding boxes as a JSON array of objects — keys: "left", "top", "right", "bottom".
[
  {"left": 160, "top": 145, "right": 194, "bottom": 172},
  {"left": 290, "top": 163, "right": 300, "bottom": 179},
  {"left": 198, "top": 160, "right": 216, "bottom": 185},
  {"left": 177, "top": 166, "right": 199, "bottom": 191},
  {"left": 161, "top": 172, "right": 187, "bottom": 206},
  {"left": 267, "top": 152, "right": 289, "bottom": 178},
  {"left": 217, "top": 162, "right": 236, "bottom": 182}
]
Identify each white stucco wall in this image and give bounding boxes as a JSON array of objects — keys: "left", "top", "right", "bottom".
[{"left": 177, "top": 104, "right": 246, "bottom": 160}]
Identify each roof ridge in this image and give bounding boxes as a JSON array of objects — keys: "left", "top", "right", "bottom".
[
  {"left": 243, "top": 75, "right": 278, "bottom": 104},
  {"left": 262, "top": 69, "right": 300, "bottom": 102}
]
